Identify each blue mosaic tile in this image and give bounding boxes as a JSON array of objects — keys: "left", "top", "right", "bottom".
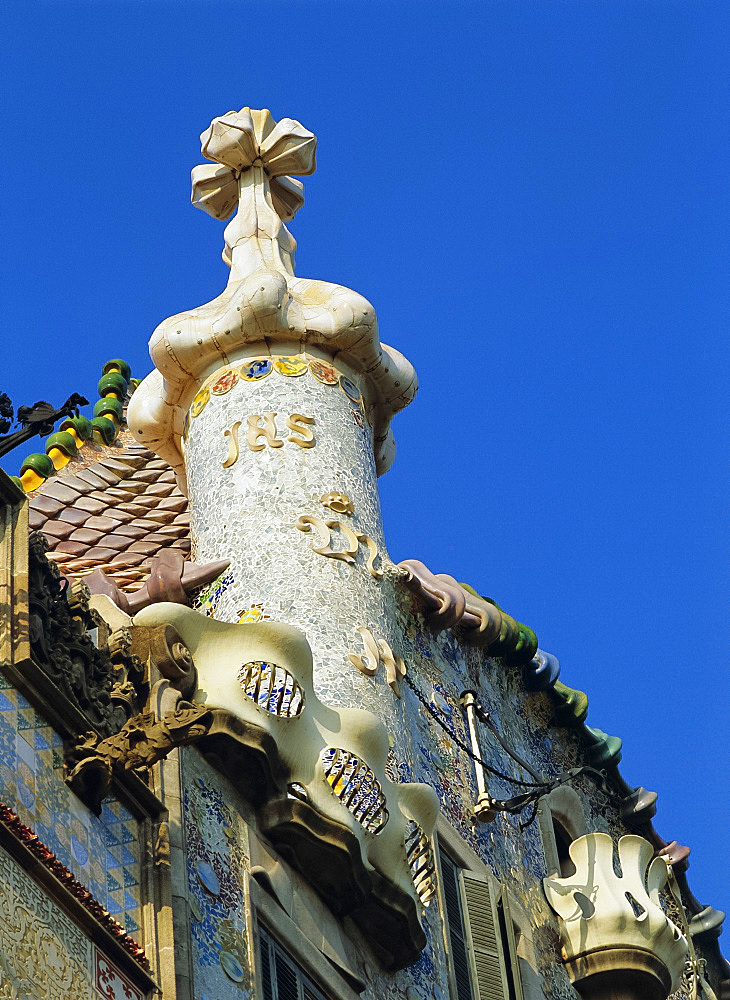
[
  {"left": 101, "top": 803, "right": 118, "bottom": 826},
  {"left": 71, "top": 836, "right": 89, "bottom": 865},
  {"left": 17, "top": 781, "right": 35, "bottom": 810},
  {"left": 0, "top": 674, "right": 143, "bottom": 939},
  {"left": 107, "top": 871, "right": 122, "bottom": 892},
  {"left": 17, "top": 710, "right": 34, "bottom": 730},
  {"left": 34, "top": 730, "right": 50, "bottom": 750},
  {"left": 104, "top": 826, "right": 121, "bottom": 847},
  {"left": 120, "top": 845, "right": 136, "bottom": 866}
]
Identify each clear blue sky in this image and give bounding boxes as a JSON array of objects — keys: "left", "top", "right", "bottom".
[{"left": 2, "top": 1, "right": 728, "bottom": 927}]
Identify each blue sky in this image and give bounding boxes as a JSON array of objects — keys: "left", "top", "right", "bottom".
[{"left": 2, "top": 1, "right": 728, "bottom": 925}]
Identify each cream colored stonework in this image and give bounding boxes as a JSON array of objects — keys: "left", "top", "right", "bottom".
[
  {"left": 133, "top": 602, "right": 439, "bottom": 906},
  {"left": 544, "top": 833, "right": 688, "bottom": 996},
  {"left": 128, "top": 108, "right": 416, "bottom": 488}
]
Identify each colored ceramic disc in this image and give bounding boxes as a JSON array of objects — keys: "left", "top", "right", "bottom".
[
  {"left": 196, "top": 861, "right": 220, "bottom": 895},
  {"left": 240, "top": 357, "right": 273, "bottom": 381},
  {"left": 190, "top": 387, "right": 210, "bottom": 418},
  {"left": 309, "top": 359, "right": 338, "bottom": 385},
  {"left": 210, "top": 369, "right": 239, "bottom": 395},
  {"left": 274, "top": 356, "right": 307, "bottom": 377},
  {"left": 338, "top": 374, "right": 362, "bottom": 404},
  {"left": 219, "top": 951, "right": 244, "bottom": 983}
]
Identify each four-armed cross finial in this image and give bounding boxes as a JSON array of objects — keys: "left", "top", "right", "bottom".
[{"left": 191, "top": 108, "right": 316, "bottom": 278}]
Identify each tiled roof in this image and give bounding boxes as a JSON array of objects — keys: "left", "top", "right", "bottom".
[{"left": 28, "top": 427, "right": 190, "bottom": 592}]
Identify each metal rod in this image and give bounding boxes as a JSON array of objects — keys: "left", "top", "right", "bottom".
[{"left": 460, "top": 691, "right": 496, "bottom": 822}]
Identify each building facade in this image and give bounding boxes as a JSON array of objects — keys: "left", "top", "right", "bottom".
[{"left": 0, "top": 107, "right": 728, "bottom": 1000}]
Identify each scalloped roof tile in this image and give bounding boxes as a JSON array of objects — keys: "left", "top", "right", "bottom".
[{"left": 27, "top": 426, "right": 192, "bottom": 592}]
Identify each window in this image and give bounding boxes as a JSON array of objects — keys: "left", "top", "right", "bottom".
[
  {"left": 259, "top": 927, "right": 330, "bottom": 1000},
  {"left": 438, "top": 848, "right": 523, "bottom": 1000},
  {"left": 536, "top": 786, "right": 586, "bottom": 879},
  {"left": 551, "top": 818, "right": 577, "bottom": 878}
]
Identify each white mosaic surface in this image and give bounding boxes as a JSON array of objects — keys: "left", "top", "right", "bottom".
[{"left": 186, "top": 359, "right": 414, "bottom": 749}]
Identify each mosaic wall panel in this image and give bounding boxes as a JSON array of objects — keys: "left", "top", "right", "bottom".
[
  {"left": 0, "top": 841, "right": 145, "bottom": 1000},
  {"left": 182, "top": 750, "right": 252, "bottom": 1000},
  {"left": 0, "top": 671, "right": 142, "bottom": 937}
]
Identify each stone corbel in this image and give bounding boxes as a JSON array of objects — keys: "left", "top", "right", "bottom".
[
  {"left": 65, "top": 702, "right": 212, "bottom": 814},
  {"left": 544, "top": 833, "right": 688, "bottom": 1000}
]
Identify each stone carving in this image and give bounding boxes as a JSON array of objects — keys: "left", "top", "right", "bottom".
[
  {"left": 544, "top": 833, "right": 688, "bottom": 1000},
  {"left": 66, "top": 703, "right": 212, "bottom": 812},
  {"left": 296, "top": 515, "right": 382, "bottom": 578},
  {"left": 320, "top": 491, "right": 355, "bottom": 515},
  {"left": 128, "top": 108, "right": 417, "bottom": 487},
  {"left": 222, "top": 413, "right": 316, "bottom": 463},
  {"left": 285, "top": 412, "right": 315, "bottom": 448},
  {"left": 222, "top": 420, "right": 242, "bottom": 466},
  {"left": 27, "top": 532, "right": 142, "bottom": 737},
  {"left": 247, "top": 413, "right": 283, "bottom": 452},
  {"left": 348, "top": 626, "right": 406, "bottom": 696}
]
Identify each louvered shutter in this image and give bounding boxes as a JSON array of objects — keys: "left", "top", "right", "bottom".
[
  {"left": 260, "top": 930, "right": 275, "bottom": 1000},
  {"left": 440, "top": 851, "right": 474, "bottom": 1000},
  {"left": 274, "top": 949, "right": 300, "bottom": 1000},
  {"left": 461, "top": 870, "right": 510, "bottom": 1000},
  {"left": 258, "top": 926, "right": 329, "bottom": 1000}
]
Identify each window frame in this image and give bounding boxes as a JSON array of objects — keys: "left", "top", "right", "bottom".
[
  {"left": 247, "top": 872, "right": 363, "bottom": 1000},
  {"left": 535, "top": 785, "right": 587, "bottom": 878},
  {"left": 435, "top": 816, "right": 524, "bottom": 1000}
]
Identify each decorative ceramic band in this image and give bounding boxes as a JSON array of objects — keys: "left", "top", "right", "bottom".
[{"left": 186, "top": 355, "right": 364, "bottom": 428}]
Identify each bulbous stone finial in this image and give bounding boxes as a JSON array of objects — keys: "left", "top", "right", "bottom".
[{"left": 128, "top": 107, "right": 416, "bottom": 490}]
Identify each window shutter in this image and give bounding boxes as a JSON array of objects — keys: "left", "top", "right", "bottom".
[
  {"left": 258, "top": 926, "right": 329, "bottom": 1000},
  {"left": 260, "top": 931, "right": 275, "bottom": 1000},
  {"left": 440, "top": 851, "right": 474, "bottom": 1000},
  {"left": 273, "top": 949, "right": 300, "bottom": 1000},
  {"left": 461, "top": 870, "right": 511, "bottom": 1000}
]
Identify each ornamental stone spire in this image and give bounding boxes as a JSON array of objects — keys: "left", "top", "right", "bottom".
[
  {"left": 128, "top": 107, "right": 416, "bottom": 487},
  {"left": 127, "top": 108, "right": 417, "bottom": 731}
]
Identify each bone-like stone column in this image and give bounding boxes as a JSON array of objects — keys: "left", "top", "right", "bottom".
[{"left": 128, "top": 109, "right": 417, "bottom": 726}]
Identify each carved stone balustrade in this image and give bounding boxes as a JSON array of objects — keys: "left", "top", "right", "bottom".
[{"left": 544, "top": 833, "right": 688, "bottom": 1000}]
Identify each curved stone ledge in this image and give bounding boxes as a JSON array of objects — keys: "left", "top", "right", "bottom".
[{"left": 260, "top": 796, "right": 427, "bottom": 971}]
